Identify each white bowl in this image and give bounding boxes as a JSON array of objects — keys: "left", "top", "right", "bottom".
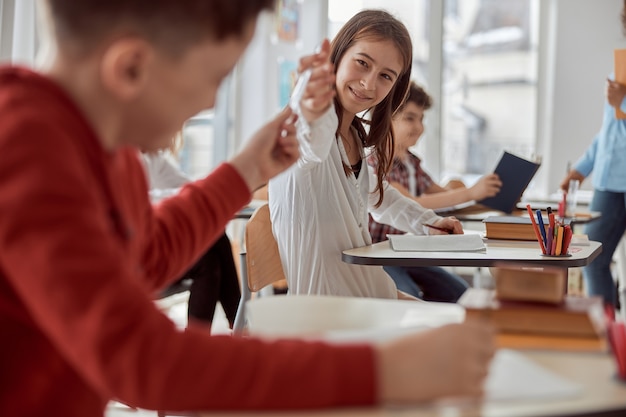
[{"left": 246, "top": 295, "right": 465, "bottom": 342}]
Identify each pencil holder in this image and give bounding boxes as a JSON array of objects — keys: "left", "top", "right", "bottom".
[{"left": 541, "top": 252, "right": 572, "bottom": 258}]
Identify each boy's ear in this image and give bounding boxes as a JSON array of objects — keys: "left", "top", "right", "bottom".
[{"left": 100, "top": 38, "right": 153, "bottom": 101}]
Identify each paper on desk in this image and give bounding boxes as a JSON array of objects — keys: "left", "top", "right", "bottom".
[
  {"left": 485, "top": 349, "right": 582, "bottom": 402},
  {"left": 388, "top": 234, "right": 486, "bottom": 252}
]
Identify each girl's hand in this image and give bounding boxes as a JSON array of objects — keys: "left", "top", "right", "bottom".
[
  {"left": 429, "top": 217, "right": 464, "bottom": 235},
  {"left": 295, "top": 39, "right": 335, "bottom": 123}
]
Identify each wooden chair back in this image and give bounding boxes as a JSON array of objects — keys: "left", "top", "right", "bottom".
[{"left": 244, "top": 203, "right": 287, "bottom": 292}]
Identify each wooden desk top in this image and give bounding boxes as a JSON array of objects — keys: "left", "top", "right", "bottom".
[
  {"left": 199, "top": 349, "right": 626, "bottom": 417},
  {"left": 342, "top": 240, "right": 602, "bottom": 268},
  {"left": 442, "top": 204, "right": 601, "bottom": 225}
]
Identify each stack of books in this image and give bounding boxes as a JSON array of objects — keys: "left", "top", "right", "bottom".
[
  {"left": 459, "top": 288, "right": 607, "bottom": 351},
  {"left": 483, "top": 215, "right": 548, "bottom": 241}
]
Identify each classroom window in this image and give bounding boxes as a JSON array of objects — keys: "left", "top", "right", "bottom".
[{"left": 441, "top": 0, "right": 539, "bottom": 178}]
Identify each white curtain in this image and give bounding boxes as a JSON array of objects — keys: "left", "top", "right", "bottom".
[{"left": 0, "top": 0, "right": 38, "bottom": 66}]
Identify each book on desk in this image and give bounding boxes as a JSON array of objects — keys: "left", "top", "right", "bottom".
[{"left": 483, "top": 215, "right": 550, "bottom": 241}]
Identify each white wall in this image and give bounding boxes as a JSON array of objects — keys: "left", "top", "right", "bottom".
[
  {"left": 235, "top": 1, "right": 328, "bottom": 148},
  {"left": 538, "top": 0, "right": 623, "bottom": 194},
  {"left": 0, "top": 0, "right": 38, "bottom": 66}
]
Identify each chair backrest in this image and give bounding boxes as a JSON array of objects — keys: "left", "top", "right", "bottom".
[{"left": 244, "top": 203, "right": 287, "bottom": 292}]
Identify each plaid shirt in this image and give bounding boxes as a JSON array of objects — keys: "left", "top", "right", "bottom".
[{"left": 368, "top": 153, "right": 434, "bottom": 243}]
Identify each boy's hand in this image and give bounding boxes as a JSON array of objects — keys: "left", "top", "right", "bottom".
[
  {"left": 376, "top": 321, "right": 496, "bottom": 404},
  {"left": 469, "top": 173, "right": 502, "bottom": 201},
  {"left": 229, "top": 107, "right": 299, "bottom": 192},
  {"left": 296, "top": 39, "right": 335, "bottom": 123}
]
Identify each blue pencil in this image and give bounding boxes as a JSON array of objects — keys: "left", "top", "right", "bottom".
[{"left": 536, "top": 209, "right": 547, "bottom": 247}]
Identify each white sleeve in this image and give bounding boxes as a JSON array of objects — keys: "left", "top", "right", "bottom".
[
  {"left": 141, "top": 151, "right": 190, "bottom": 190},
  {"left": 295, "top": 105, "right": 339, "bottom": 169},
  {"left": 367, "top": 165, "right": 441, "bottom": 235},
  {"left": 140, "top": 151, "right": 191, "bottom": 203}
]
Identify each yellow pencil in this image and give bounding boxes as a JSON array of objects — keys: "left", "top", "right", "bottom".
[{"left": 555, "top": 225, "right": 564, "bottom": 256}]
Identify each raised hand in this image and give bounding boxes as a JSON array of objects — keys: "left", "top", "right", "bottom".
[{"left": 294, "top": 39, "right": 336, "bottom": 123}]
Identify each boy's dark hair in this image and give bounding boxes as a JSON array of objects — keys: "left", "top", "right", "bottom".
[
  {"left": 398, "top": 81, "right": 432, "bottom": 113},
  {"left": 45, "top": 0, "right": 275, "bottom": 53},
  {"left": 330, "top": 9, "right": 413, "bottom": 207}
]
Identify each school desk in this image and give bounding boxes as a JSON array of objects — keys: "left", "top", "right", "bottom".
[
  {"left": 341, "top": 239, "right": 601, "bottom": 269},
  {"left": 197, "top": 348, "right": 625, "bottom": 417},
  {"left": 438, "top": 203, "right": 601, "bottom": 225}
]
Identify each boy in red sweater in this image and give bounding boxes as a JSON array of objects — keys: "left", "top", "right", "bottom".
[{"left": 0, "top": 1, "right": 494, "bottom": 415}]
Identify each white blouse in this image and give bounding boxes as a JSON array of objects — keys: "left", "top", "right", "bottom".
[
  {"left": 269, "top": 105, "right": 441, "bottom": 298},
  {"left": 140, "top": 151, "right": 189, "bottom": 203}
]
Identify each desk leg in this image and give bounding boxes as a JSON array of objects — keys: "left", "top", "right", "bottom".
[
  {"left": 473, "top": 267, "right": 483, "bottom": 289},
  {"left": 233, "top": 252, "right": 250, "bottom": 335},
  {"left": 567, "top": 267, "right": 585, "bottom": 297}
]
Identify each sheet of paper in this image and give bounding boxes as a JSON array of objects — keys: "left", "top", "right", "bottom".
[
  {"left": 485, "top": 349, "right": 582, "bottom": 401},
  {"left": 388, "top": 233, "right": 486, "bottom": 252}
]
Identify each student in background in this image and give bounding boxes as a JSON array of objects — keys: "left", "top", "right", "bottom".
[
  {"left": 368, "top": 81, "right": 501, "bottom": 301},
  {"left": 269, "top": 10, "right": 465, "bottom": 299},
  {"left": 559, "top": 55, "right": 626, "bottom": 306},
  {"left": 0, "top": 1, "right": 494, "bottom": 415},
  {"left": 141, "top": 145, "right": 241, "bottom": 330},
  {"left": 558, "top": 0, "right": 626, "bottom": 308}
]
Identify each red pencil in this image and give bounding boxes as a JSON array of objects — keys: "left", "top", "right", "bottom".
[{"left": 561, "top": 225, "right": 573, "bottom": 254}]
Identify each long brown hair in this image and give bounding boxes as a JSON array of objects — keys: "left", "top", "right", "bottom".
[{"left": 330, "top": 9, "right": 412, "bottom": 207}]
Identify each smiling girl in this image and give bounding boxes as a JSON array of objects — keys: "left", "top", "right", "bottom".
[{"left": 269, "top": 10, "right": 463, "bottom": 298}]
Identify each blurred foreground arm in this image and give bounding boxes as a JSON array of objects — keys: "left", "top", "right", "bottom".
[{"left": 376, "top": 321, "right": 495, "bottom": 404}]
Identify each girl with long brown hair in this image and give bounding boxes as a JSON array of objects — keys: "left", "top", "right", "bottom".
[{"left": 269, "top": 10, "right": 463, "bottom": 298}]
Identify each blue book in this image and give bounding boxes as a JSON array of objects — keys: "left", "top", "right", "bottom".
[{"left": 478, "top": 151, "right": 541, "bottom": 213}]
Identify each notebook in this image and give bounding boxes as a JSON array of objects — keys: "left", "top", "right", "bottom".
[
  {"left": 478, "top": 151, "right": 540, "bottom": 213},
  {"left": 387, "top": 234, "right": 486, "bottom": 252}
]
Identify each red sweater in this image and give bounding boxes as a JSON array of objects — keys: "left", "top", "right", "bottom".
[{"left": 0, "top": 68, "right": 376, "bottom": 416}]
